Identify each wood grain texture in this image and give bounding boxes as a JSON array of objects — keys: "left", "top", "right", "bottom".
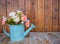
[
  {"left": 33, "top": 0, "right": 38, "bottom": 32},
  {"left": 58, "top": 0, "right": 60, "bottom": 31},
  {"left": 18, "top": 0, "right": 25, "bottom": 12},
  {"left": 52, "top": 0, "right": 59, "bottom": 32},
  {"left": 38, "top": 0, "right": 44, "bottom": 32},
  {"left": 0, "top": 32, "right": 60, "bottom": 44},
  {"left": 30, "top": 0, "right": 38, "bottom": 31},
  {"left": 0, "top": 0, "right": 60, "bottom": 32},
  {"left": 44, "top": 0, "right": 53, "bottom": 32}
]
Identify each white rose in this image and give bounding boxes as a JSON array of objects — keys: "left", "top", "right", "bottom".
[
  {"left": 13, "top": 16, "right": 20, "bottom": 23},
  {"left": 9, "top": 12, "right": 16, "bottom": 17},
  {"left": 12, "top": 16, "right": 16, "bottom": 18}
]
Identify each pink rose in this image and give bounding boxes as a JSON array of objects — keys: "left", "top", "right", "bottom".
[
  {"left": 25, "top": 20, "right": 30, "bottom": 27},
  {"left": 21, "top": 15, "right": 27, "bottom": 21},
  {"left": 2, "top": 17, "right": 6, "bottom": 25}
]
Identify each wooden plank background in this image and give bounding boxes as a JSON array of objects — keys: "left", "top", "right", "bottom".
[{"left": 0, "top": 0, "right": 60, "bottom": 32}]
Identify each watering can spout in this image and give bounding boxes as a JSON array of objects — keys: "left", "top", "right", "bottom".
[{"left": 24, "top": 24, "right": 35, "bottom": 36}]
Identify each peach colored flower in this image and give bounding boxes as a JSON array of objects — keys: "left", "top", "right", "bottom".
[
  {"left": 2, "top": 17, "right": 6, "bottom": 25},
  {"left": 25, "top": 20, "right": 30, "bottom": 27},
  {"left": 21, "top": 15, "right": 27, "bottom": 21}
]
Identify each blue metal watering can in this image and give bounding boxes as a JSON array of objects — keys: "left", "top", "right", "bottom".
[{"left": 3, "top": 24, "right": 35, "bottom": 42}]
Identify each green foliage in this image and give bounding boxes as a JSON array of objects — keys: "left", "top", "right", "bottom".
[{"left": 6, "top": 19, "right": 16, "bottom": 25}]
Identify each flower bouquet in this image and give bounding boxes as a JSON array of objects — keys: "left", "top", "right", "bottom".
[
  {"left": 2, "top": 10, "right": 30, "bottom": 27},
  {"left": 2, "top": 10, "right": 35, "bottom": 42}
]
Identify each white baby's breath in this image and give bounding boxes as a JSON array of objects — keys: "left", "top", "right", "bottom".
[
  {"left": 9, "top": 12, "right": 16, "bottom": 17},
  {"left": 13, "top": 16, "right": 20, "bottom": 23}
]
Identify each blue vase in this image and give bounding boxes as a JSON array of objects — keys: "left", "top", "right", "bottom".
[{"left": 3, "top": 24, "right": 35, "bottom": 42}]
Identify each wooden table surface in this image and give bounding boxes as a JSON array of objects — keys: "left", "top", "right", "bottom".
[{"left": 0, "top": 32, "right": 60, "bottom": 44}]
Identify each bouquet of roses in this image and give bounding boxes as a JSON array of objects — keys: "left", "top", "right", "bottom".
[{"left": 2, "top": 10, "right": 30, "bottom": 27}]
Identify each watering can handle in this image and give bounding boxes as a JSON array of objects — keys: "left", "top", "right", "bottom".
[{"left": 3, "top": 25, "right": 10, "bottom": 37}]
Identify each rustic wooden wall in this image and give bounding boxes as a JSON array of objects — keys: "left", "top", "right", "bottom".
[{"left": 0, "top": 0, "right": 60, "bottom": 32}]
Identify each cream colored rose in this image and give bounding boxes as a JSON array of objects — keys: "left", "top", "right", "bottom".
[{"left": 13, "top": 16, "right": 20, "bottom": 23}]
